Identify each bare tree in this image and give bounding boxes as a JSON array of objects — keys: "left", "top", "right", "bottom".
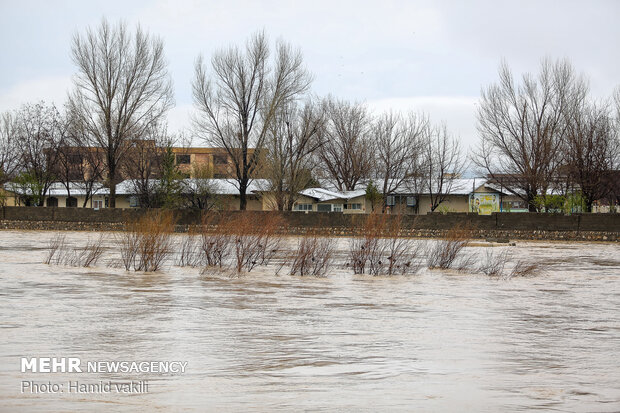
[
  {"left": 68, "top": 18, "right": 174, "bottom": 208},
  {"left": 192, "top": 31, "right": 312, "bottom": 210},
  {"left": 55, "top": 111, "right": 107, "bottom": 207},
  {"left": 0, "top": 111, "right": 19, "bottom": 186},
  {"left": 317, "top": 97, "right": 374, "bottom": 191},
  {"left": 263, "top": 99, "right": 326, "bottom": 210},
  {"left": 474, "top": 58, "right": 588, "bottom": 211},
  {"left": 564, "top": 101, "right": 620, "bottom": 211},
  {"left": 372, "top": 111, "right": 427, "bottom": 204},
  {"left": 614, "top": 86, "right": 620, "bottom": 122},
  {"left": 12, "top": 102, "right": 66, "bottom": 206},
  {"left": 121, "top": 122, "right": 173, "bottom": 208},
  {"left": 421, "top": 123, "right": 466, "bottom": 212}
]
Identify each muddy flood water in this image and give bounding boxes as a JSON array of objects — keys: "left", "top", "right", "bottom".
[{"left": 0, "top": 230, "right": 619, "bottom": 412}]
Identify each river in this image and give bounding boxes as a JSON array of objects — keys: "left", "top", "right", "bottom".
[{"left": 0, "top": 230, "right": 619, "bottom": 412}]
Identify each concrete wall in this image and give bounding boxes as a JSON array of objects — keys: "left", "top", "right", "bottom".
[{"left": 2, "top": 206, "right": 620, "bottom": 236}]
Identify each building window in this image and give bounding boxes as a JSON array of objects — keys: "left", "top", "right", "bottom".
[
  {"left": 129, "top": 196, "right": 139, "bottom": 208},
  {"left": 213, "top": 154, "right": 228, "bottom": 165},
  {"left": 176, "top": 154, "right": 191, "bottom": 165},
  {"left": 46, "top": 197, "right": 58, "bottom": 207},
  {"left": 93, "top": 200, "right": 103, "bottom": 210},
  {"left": 294, "top": 203, "right": 313, "bottom": 211},
  {"left": 317, "top": 204, "right": 332, "bottom": 212},
  {"left": 386, "top": 195, "right": 395, "bottom": 206},
  {"left": 68, "top": 154, "right": 83, "bottom": 165},
  {"left": 406, "top": 196, "right": 416, "bottom": 207},
  {"left": 66, "top": 197, "right": 78, "bottom": 208},
  {"left": 347, "top": 203, "right": 362, "bottom": 210},
  {"left": 332, "top": 204, "right": 343, "bottom": 212}
]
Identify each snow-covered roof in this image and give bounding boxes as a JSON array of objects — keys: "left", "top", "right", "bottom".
[
  {"left": 340, "top": 189, "right": 367, "bottom": 199},
  {"left": 299, "top": 187, "right": 347, "bottom": 202},
  {"left": 5, "top": 179, "right": 271, "bottom": 197},
  {"left": 116, "top": 179, "right": 271, "bottom": 196},
  {"left": 4, "top": 182, "right": 108, "bottom": 197},
  {"left": 315, "top": 178, "right": 493, "bottom": 197},
  {"left": 299, "top": 187, "right": 366, "bottom": 202},
  {"left": 445, "top": 178, "right": 480, "bottom": 195}
]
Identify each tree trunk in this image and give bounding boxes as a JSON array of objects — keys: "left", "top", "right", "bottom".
[
  {"left": 527, "top": 190, "right": 537, "bottom": 212},
  {"left": 239, "top": 180, "right": 248, "bottom": 210},
  {"left": 108, "top": 161, "right": 117, "bottom": 208}
]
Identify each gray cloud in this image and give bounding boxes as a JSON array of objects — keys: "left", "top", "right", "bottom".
[{"left": 1, "top": 0, "right": 618, "bottom": 150}]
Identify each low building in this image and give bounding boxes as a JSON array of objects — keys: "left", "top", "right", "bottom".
[
  {"left": 2, "top": 177, "right": 530, "bottom": 215},
  {"left": 4, "top": 179, "right": 269, "bottom": 211},
  {"left": 292, "top": 188, "right": 368, "bottom": 214}
]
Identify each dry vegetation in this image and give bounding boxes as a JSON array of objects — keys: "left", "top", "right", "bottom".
[
  {"left": 175, "top": 230, "right": 201, "bottom": 267},
  {"left": 44, "top": 233, "right": 66, "bottom": 265},
  {"left": 118, "top": 211, "right": 175, "bottom": 272},
  {"left": 227, "top": 213, "right": 286, "bottom": 273},
  {"left": 41, "top": 212, "right": 551, "bottom": 280},
  {"left": 478, "top": 249, "right": 510, "bottom": 277},
  {"left": 427, "top": 224, "right": 473, "bottom": 270},
  {"left": 348, "top": 214, "right": 422, "bottom": 276},
  {"left": 63, "top": 234, "right": 106, "bottom": 267},
  {"left": 508, "top": 260, "right": 545, "bottom": 278},
  {"left": 290, "top": 230, "right": 335, "bottom": 277},
  {"left": 44, "top": 233, "right": 106, "bottom": 267}
]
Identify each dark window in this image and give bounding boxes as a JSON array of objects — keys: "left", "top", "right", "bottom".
[
  {"left": 213, "top": 154, "right": 228, "bottom": 165},
  {"left": 47, "top": 197, "right": 58, "bottom": 207},
  {"left": 176, "top": 154, "right": 191, "bottom": 164},
  {"left": 68, "top": 154, "right": 83, "bottom": 165},
  {"left": 66, "top": 197, "right": 78, "bottom": 208}
]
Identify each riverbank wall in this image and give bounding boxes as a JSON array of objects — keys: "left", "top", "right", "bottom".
[{"left": 1, "top": 206, "right": 619, "bottom": 242}]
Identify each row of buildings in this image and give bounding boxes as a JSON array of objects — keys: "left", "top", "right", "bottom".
[
  {"left": 3, "top": 145, "right": 616, "bottom": 214},
  {"left": 2, "top": 176, "right": 525, "bottom": 215}
]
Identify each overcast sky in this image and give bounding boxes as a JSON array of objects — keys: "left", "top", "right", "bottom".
[{"left": 1, "top": 0, "right": 618, "bottom": 151}]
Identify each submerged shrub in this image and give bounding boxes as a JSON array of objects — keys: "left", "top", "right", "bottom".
[
  {"left": 348, "top": 214, "right": 422, "bottom": 276},
  {"left": 478, "top": 249, "right": 510, "bottom": 277},
  {"left": 176, "top": 232, "right": 201, "bottom": 267},
  {"left": 348, "top": 214, "right": 385, "bottom": 275},
  {"left": 44, "top": 233, "right": 66, "bottom": 265},
  {"left": 228, "top": 213, "right": 286, "bottom": 273},
  {"left": 427, "top": 224, "right": 473, "bottom": 269},
  {"left": 508, "top": 259, "right": 544, "bottom": 278},
  {"left": 199, "top": 214, "right": 231, "bottom": 269},
  {"left": 63, "top": 234, "right": 107, "bottom": 267},
  {"left": 118, "top": 211, "right": 175, "bottom": 272},
  {"left": 290, "top": 232, "right": 335, "bottom": 277},
  {"left": 45, "top": 233, "right": 106, "bottom": 268}
]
